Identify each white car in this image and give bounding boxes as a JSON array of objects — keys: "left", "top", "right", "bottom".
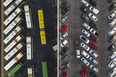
[
  {"left": 76, "top": 49, "right": 81, "bottom": 58},
  {"left": 81, "top": 50, "right": 90, "bottom": 58},
  {"left": 82, "top": 29, "right": 90, "bottom": 37},
  {"left": 81, "top": 57, "right": 90, "bottom": 66},
  {"left": 80, "top": 35, "right": 89, "bottom": 44},
  {"left": 108, "top": 67, "right": 116, "bottom": 77},
  {"left": 89, "top": 57, "right": 98, "bottom": 65},
  {"left": 60, "top": 32, "right": 68, "bottom": 40},
  {"left": 88, "top": 13, "right": 98, "bottom": 21},
  {"left": 60, "top": 40, "right": 68, "bottom": 47},
  {"left": 108, "top": 11, "right": 116, "bottom": 19},
  {"left": 80, "top": 43, "right": 90, "bottom": 51},
  {"left": 89, "top": 50, "right": 98, "bottom": 58},
  {"left": 90, "top": 28, "right": 99, "bottom": 37},
  {"left": 108, "top": 58, "right": 116, "bottom": 68},
  {"left": 61, "top": 16, "right": 68, "bottom": 23},
  {"left": 81, "top": 0, "right": 89, "bottom": 7},
  {"left": 108, "top": 51, "right": 116, "bottom": 60},
  {"left": 89, "top": 64, "right": 98, "bottom": 73},
  {"left": 108, "top": 27, "right": 116, "bottom": 36},
  {"left": 89, "top": 6, "right": 99, "bottom": 14},
  {"left": 109, "top": 19, "right": 116, "bottom": 27},
  {"left": 82, "top": 23, "right": 90, "bottom": 30}
]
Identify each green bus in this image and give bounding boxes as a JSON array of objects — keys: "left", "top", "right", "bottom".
[
  {"left": 7, "top": 62, "right": 23, "bottom": 77},
  {"left": 42, "top": 60, "right": 48, "bottom": 77}
]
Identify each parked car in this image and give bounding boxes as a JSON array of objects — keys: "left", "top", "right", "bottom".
[
  {"left": 60, "top": 32, "right": 68, "bottom": 40},
  {"left": 89, "top": 50, "right": 98, "bottom": 58},
  {"left": 60, "top": 56, "right": 68, "bottom": 64},
  {"left": 108, "top": 51, "right": 116, "bottom": 60},
  {"left": 109, "top": 2, "right": 116, "bottom": 11},
  {"left": 89, "top": 6, "right": 99, "bottom": 14},
  {"left": 81, "top": 0, "right": 89, "bottom": 7},
  {"left": 61, "top": 6, "right": 70, "bottom": 15},
  {"left": 90, "top": 35, "right": 99, "bottom": 43},
  {"left": 76, "top": 49, "right": 81, "bottom": 58},
  {"left": 81, "top": 14, "right": 89, "bottom": 21},
  {"left": 108, "top": 0, "right": 113, "bottom": 3},
  {"left": 108, "top": 44, "right": 115, "bottom": 52},
  {"left": 108, "top": 27, "right": 116, "bottom": 36},
  {"left": 60, "top": 1, "right": 67, "bottom": 10},
  {"left": 108, "top": 11, "right": 116, "bottom": 19},
  {"left": 60, "top": 25, "right": 68, "bottom": 33},
  {"left": 80, "top": 43, "right": 90, "bottom": 51},
  {"left": 89, "top": 57, "right": 98, "bottom": 65},
  {"left": 60, "top": 72, "right": 67, "bottom": 77},
  {"left": 81, "top": 57, "right": 90, "bottom": 66},
  {"left": 61, "top": 16, "right": 68, "bottom": 23},
  {"left": 81, "top": 50, "right": 90, "bottom": 58},
  {"left": 88, "top": 13, "right": 98, "bottom": 21},
  {"left": 90, "top": 28, "right": 99, "bottom": 37},
  {"left": 89, "top": 71, "right": 97, "bottom": 77},
  {"left": 89, "top": 64, "right": 98, "bottom": 73},
  {"left": 82, "top": 29, "right": 90, "bottom": 37},
  {"left": 108, "top": 58, "right": 116, "bottom": 68},
  {"left": 80, "top": 71, "right": 88, "bottom": 77},
  {"left": 60, "top": 40, "right": 68, "bottom": 47},
  {"left": 82, "top": 23, "right": 90, "bottom": 30},
  {"left": 80, "top": 6, "right": 87, "bottom": 13},
  {"left": 89, "top": 0, "right": 97, "bottom": 6},
  {"left": 108, "top": 67, "right": 116, "bottom": 77},
  {"left": 109, "top": 35, "right": 116, "bottom": 43},
  {"left": 80, "top": 35, "right": 90, "bottom": 44},
  {"left": 60, "top": 47, "right": 68, "bottom": 55},
  {"left": 61, "top": 62, "right": 71, "bottom": 71},
  {"left": 89, "top": 21, "right": 98, "bottom": 29},
  {"left": 109, "top": 19, "right": 116, "bottom": 27},
  {"left": 90, "top": 43, "right": 98, "bottom": 50},
  {"left": 82, "top": 66, "right": 90, "bottom": 73}
]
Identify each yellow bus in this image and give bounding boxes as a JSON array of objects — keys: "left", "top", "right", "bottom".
[{"left": 38, "top": 10, "right": 46, "bottom": 45}]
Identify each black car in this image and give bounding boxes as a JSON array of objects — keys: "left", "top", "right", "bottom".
[
  {"left": 61, "top": 6, "right": 70, "bottom": 15},
  {"left": 61, "top": 62, "right": 71, "bottom": 71},
  {"left": 60, "top": 47, "right": 68, "bottom": 55},
  {"left": 89, "top": 0, "right": 97, "bottom": 6},
  {"left": 109, "top": 2, "right": 116, "bottom": 11},
  {"left": 89, "top": 21, "right": 98, "bottom": 30},
  {"left": 60, "top": 1, "right": 67, "bottom": 10},
  {"left": 108, "top": 44, "right": 115, "bottom": 52},
  {"left": 81, "top": 14, "right": 89, "bottom": 21},
  {"left": 89, "top": 71, "right": 97, "bottom": 77},
  {"left": 109, "top": 35, "right": 116, "bottom": 43},
  {"left": 80, "top": 6, "right": 87, "bottom": 13}
]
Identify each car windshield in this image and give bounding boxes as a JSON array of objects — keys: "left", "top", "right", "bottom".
[
  {"left": 62, "top": 29, "right": 64, "bottom": 31},
  {"left": 82, "top": 36, "right": 86, "bottom": 41},
  {"left": 91, "top": 52, "right": 94, "bottom": 54}
]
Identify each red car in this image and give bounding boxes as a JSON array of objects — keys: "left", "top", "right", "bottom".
[
  {"left": 60, "top": 25, "right": 68, "bottom": 33},
  {"left": 90, "top": 35, "right": 99, "bottom": 43},
  {"left": 80, "top": 71, "right": 88, "bottom": 77},
  {"left": 90, "top": 43, "right": 98, "bottom": 50},
  {"left": 108, "top": 0, "right": 113, "bottom": 3},
  {"left": 60, "top": 72, "right": 67, "bottom": 77},
  {"left": 82, "top": 66, "right": 90, "bottom": 73}
]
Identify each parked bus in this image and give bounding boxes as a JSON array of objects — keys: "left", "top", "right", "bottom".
[
  {"left": 3, "top": 16, "right": 22, "bottom": 35},
  {"left": 4, "top": 35, "right": 23, "bottom": 53},
  {"left": 3, "top": 0, "right": 14, "bottom": 7},
  {"left": 27, "top": 66, "right": 35, "bottom": 77},
  {"left": 4, "top": 43, "right": 24, "bottom": 61},
  {"left": 42, "top": 60, "right": 48, "bottom": 77},
  {"left": 7, "top": 62, "right": 23, "bottom": 77},
  {"left": 26, "top": 36, "right": 33, "bottom": 60},
  {"left": 24, "top": 5, "right": 33, "bottom": 29},
  {"left": 4, "top": 0, "right": 23, "bottom": 16},
  {"left": 4, "top": 7, "right": 22, "bottom": 26},
  {"left": 38, "top": 10, "right": 46, "bottom": 45},
  {"left": 3, "top": 26, "right": 23, "bottom": 44},
  {"left": 4, "top": 51, "right": 25, "bottom": 71}
]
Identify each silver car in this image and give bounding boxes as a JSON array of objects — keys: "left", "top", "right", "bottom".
[
  {"left": 88, "top": 13, "right": 98, "bottom": 22},
  {"left": 81, "top": 57, "right": 90, "bottom": 66},
  {"left": 108, "top": 51, "right": 116, "bottom": 60},
  {"left": 89, "top": 6, "right": 99, "bottom": 14},
  {"left": 89, "top": 50, "right": 98, "bottom": 58},
  {"left": 89, "top": 64, "right": 98, "bottom": 73},
  {"left": 109, "top": 19, "right": 116, "bottom": 27},
  {"left": 108, "top": 58, "right": 116, "bottom": 68},
  {"left": 108, "top": 67, "right": 116, "bottom": 77},
  {"left": 81, "top": 50, "right": 90, "bottom": 58},
  {"left": 76, "top": 49, "right": 81, "bottom": 58},
  {"left": 61, "top": 16, "right": 68, "bottom": 23},
  {"left": 89, "top": 57, "right": 98, "bottom": 65},
  {"left": 108, "top": 27, "right": 116, "bottom": 36},
  {"left": 81, "top": 0, "right": 89, "bottom": 7},
  {"left": 80, "top": 43, "right": 90, "bottom": 51},
  {"left": 60, "top": 32, "right": 68, "bottom": 40},
  {"left": 80, "top": 35, "right": 90, "bottom": 44},
  {"left": 60, "top": 40, "right": 68, "bottom": 47},
  {"left": 82, "top": 29, "right": 90, "bottom": 37},
  {"left": 108, "top": 11, "right": 116, "bottom": 19},
  {"left": 82, "top": 23, "right": 90, "bottom": 30}
]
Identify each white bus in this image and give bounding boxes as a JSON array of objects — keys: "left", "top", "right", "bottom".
[
  {"left": 4, "top": 51, "right": 25, "bottom": 71},
  {"left": 26, "top": 36, "right": 33, "bottom": 60},
  {"left": 4, "top": 35, "right": 23, "bottom": 53},
  {"left": 4, "top": 43, "right": 24, "bottom": 61},
  {"left": 3, "top": 26, "right": 22, "bottom": 44},
  {"left": 4, "top": 8, "right": 22, "bottom": 26},
  {"left": 4, "top": 0, "right": 23, "bottom": 16},
  {"left": 3, "top": 0, "right": 14, "bottom": 7},
  {"left": 27, "top": 66, "right": 35, "bottom": 77},
  {"left": 3, "top": 16, "right": 22, "bottom": 35},
  {"left": 24, "top": 5, "right": 33, "bottom": 29}
]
